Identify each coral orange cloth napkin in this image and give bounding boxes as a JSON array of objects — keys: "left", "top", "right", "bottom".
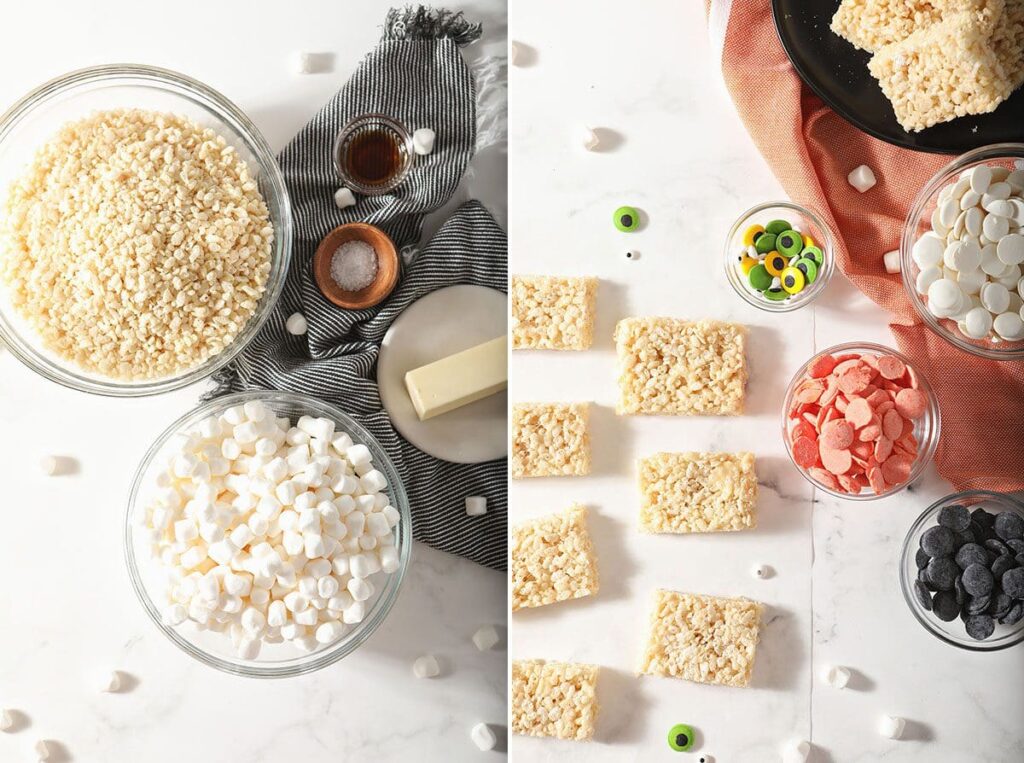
[{"left": 707, "top": 0, "right": 1024, "bottom": 492}]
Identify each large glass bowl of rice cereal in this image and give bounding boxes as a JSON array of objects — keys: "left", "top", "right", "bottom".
[{"left": 0, "top": 65, "right": 292, "bottom": 396}]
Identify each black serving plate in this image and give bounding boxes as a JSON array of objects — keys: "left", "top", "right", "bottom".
[{"left": 772, "top": 0, "right": 1024, "bottom": 154}]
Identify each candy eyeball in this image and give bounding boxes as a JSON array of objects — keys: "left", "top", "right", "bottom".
[
  {"left": 752, "top": 563, "right": 773, "bottom": 579},
  {"left": 776, "top": 230, "right": 804, "bottom": 258},
  {"left": 613, "top": 206, "right": 640, "bottom": 232},
  {"left": 698, "top": 756, "right": 715, "bottom": 763},
  {"left": 626, "top": 250, "right": 640, "bottom": 261},
  {"left": 667, "top": 723, "right": 695, "bottom": 751}
]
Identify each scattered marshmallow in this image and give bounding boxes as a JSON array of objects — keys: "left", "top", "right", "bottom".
[
  {"left": 578, "top": 125, "right": 599, "bottom": 151},
  {"left": 883, "top": 250, "right": 901, "bottom": 274},
  {"left": 413, "top": 128, "right": 436, "bottom": 156},
  {"left": 848, "top": 164, "right": 877, "bottom": 193},
  {"left": 822, "top": 664, "right": 851, "bottom": 689},
  {"left": 470, "top": 722, "right": 497, "bottom": 751},
  {"left": 465, "top": 496, "right": 487, "bottom": 516},
  {"left": 879, "top": 715, "right": 906, "bottom": 739},
  {"left": 39, "top": 455, "right": 63, "bottom": 476},
  {"left": 98, "top": 670, "right": 122, "bottom": 693},
  {"left": 413, "top": 654, "right": 440, "bottom": 678},
  {"left": 35, "top": 740, "right": 52, "bottom": 761},
  {"left": 333, "top": 187, "right": 356, "bottom": 209},
  {"left": 752, "top": 563, "right": 773, "bottom": 579},
  {"left": 510, "top": 41, "right": 521, "bottom": 65},
  {"left": 472, "top": 625, "right": 499, "bottom": 651},
  {"left": 0, "top": 709, "right": 12, "bottom": 732},
  {"left": 290, "top": 51, "right": 329, "bottom": 75},
  {"left": 782, "top": 738, "right": 811, "bottom": 763},
  {"left": 285, "top": 312, "right": 308, "bottom": 336}
]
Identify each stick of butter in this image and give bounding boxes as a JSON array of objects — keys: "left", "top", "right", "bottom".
[{"left": 404, "top": 336, "right": 508, "bottom": 421}]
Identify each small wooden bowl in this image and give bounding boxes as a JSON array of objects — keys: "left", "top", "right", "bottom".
[{"left": 313, "top": 223, "right": 399, "bottom": 309}]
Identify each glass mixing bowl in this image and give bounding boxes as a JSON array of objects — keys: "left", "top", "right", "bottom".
[
  {"left": 782, "top": 342, "right": 941, "bottom": 501},
  {"left": 900, "top": 143, "right": 1024, "bottom": 361},
  {"left": 0, "top": 64, "right": 292, "bottom": 396},
  {"left": 724, "top": 201, "right": 835, "bottom": 312},
  {"left": 125, "top": 391, "right": 412, "bottom": 677},
  {"left": 900, "top": 490, "right": 1024, "bottom": 652}
]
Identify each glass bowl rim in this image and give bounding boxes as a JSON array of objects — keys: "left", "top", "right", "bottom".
[
  {"left": 899, "top": 142, "right": 1024, "bottom": 361},
  {"left": 0, "top": 63, "right": 293, "bottom": 397},
  {"left": 331, "top": 113, "right": 414, "bottom": 196},
  {"left": 898, "top": 488, "right": 1024, "bottom": 652},
  {"left": 781, "top": 340, "right": 942, "bottom": 501},
  {"left": 123, "top": 389, "right": 413, "bottom": 678},
  {"left": 723, "top": 200, "right": 836, "bottom": 313}
]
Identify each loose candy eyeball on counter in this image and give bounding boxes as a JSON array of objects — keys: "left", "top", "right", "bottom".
[
  {"left": 667, "top": 723, "right": 695, "bottom": 751},
  {"left": 752, "top": 563, "right": 773, "bottom": 579},
  {"left": 613, "top": 206, "right": 640, "bottom": 232}
]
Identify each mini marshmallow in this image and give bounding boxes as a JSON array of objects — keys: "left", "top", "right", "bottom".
[
  {"left": 823, "top": 664, "right": 851, "bottom": 690},
  {"left": 465, "top": 496, "right": 487, "bottom": 516},
  {"left": 413, "top": 654, "right": 440, "bottom": 678},
  {"left": 284, "top": 591, "right": 309, "bottom": 613},
  {"left": 510, "top": 40, "right": 521, "bottom": 65},
  {"left": 237, "top": 636, "right": 261, "bottom": 660},
  {"left": 39, "top": 455, "right": 62, "bottom": 476},
  {"left": 294, "top": 607, "right": 319, "bottom": 626},
  {"left": 98, "top": 670, "right": 122, "bottom": 693},
  {"left": 162, "top": 603, "right": 188, "bottom": 626},
  {"left": 578, "top": 125, "right": 599, "bottom": 151},
  {"left": 285, "top": 312, "right": 308, "bottom": 336},
  {"left": 317, "top": 575, "right": 340, "bottom": 598},
  {"left": 315, "top": 621, "right": 347, "bottom": 645},
  {"left": 366, "top": 512, "right": 391, "bottom": 537},
  {"left": 0, "top": 708, "right": 12, "bottom": 732},
  {"left": 334, "top": 187, "right": 356, "bottom": 209},
  {"left": 380, "top": 545, "right": 400, "bottom": 573},
  {"left": 472, "top": 625, "right": 499, "bottom": 651},
  {"left": 291, "top": 51, "right": 318, "bottom": 74},
  {"left": 348, "top": 576, "right": 373, "bottom": 602},
  {"left": 879, "top": 715, "right": 906, "bottom": 740},
  {"left": 782, "top": 739, "right": 811, "bottom": 763},
  {"left": 471, "top": 723, "right": 497, "bottom": 752},
  {"left": 848, "top": 164, "right": 877, "bottom": 193},
  {"left": 267, "top": 600, "right": 288, "bottom": 627},
  {"left": 883, "top": 250, "right": 901, "bottom": 274},
  {"left": 359, "top": 469, "right": 388, "bottom": 494},
  {"left": 342, "top": 599, "right": 367, "bottom": 624},
  {"left": 35, "top": 740, "right": 52, "bottom": 761},
  {"left": 413, "top": 127, "right": 436, "bottom": 155}
]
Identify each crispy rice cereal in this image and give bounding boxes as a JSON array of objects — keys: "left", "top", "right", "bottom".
[
  {"left": 638, "top": 452, "right": 758, "bottom": 534},
  {"left": 511, "top": 402, "right": 591, "bottom": 478},
  {"left": 993, "top": 0, "right": 1024, "bottom": 89},
  {"left": 639, "top": 590, "right": 763, "bottom": 688},
  {"left": 0, "top": 109, "right": 273, "bottom": 380},
  {"left": 614, "top": 318, "right": 747, "bottom": 416},
  {"left": 512, "top": 504, "right": 599, "bottom": 611},
  {"left": 512, "top": 275, "right": 597, "bottom": 351},
  {"left": 867, "top": 13, "right": 1013, "bottom": 132},
  {"left": 832, "top": 0, "right": 1001, "bottom": 52},
  {"left": 512, "top": 660, "right": 600, "bottom": 741}
]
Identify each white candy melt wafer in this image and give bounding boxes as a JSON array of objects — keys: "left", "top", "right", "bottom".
[{"left": 413, "top": 654, "right": 440, "bottom": 678}]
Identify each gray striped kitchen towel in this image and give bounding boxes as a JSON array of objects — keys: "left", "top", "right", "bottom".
[{"left": 209, "top": 7, "right": 507, "bottom": 571}]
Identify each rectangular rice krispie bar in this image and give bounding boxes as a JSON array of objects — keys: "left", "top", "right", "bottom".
[
  {"left": 868, "top": 12, "right": 1014, "bottom": 132},
  {"left": 638, "top": 452, "right": 758, "bottom": 534},
  {"left": 512, "top": 660, "right": 600, "bottom": 741},
  {"left": 832, "top": 0, "right": 1001, "bottom": 52},
  {"left": 639, "top": 590, "right": 764, "bottom": 688},
  {"left": 512, "top": 402, "right": 591, "bottom": 478},
  {"left": 993, "top": 0, "right": 1024, "bottom": 90},
  {"left": 512, "top": 275, "right": 598, "bottom": 351},
  {"left": 512, "top": 504, "right": 599, "bottom": 611},
  {"left": 614, "top": 318, "right": 747, "bottom": 416}
]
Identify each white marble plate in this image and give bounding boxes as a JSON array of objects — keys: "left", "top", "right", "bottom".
[{"left": 378, "top": 285, "right": 507, "bottom": 464}]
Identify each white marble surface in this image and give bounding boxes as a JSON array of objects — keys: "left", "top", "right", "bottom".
[
  {"left": 508, "top": 2, "right": 1023, "bottom": 761},
  {"left": 0, "top": 1, "right": 506, "bottom": 761}
]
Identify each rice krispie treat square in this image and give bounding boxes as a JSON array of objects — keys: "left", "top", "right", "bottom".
[
  {"left": 831, "top": 0, "right": 1001, "bottom": 52},
  {"left": 868, "top": 12, "right": 1014, "bottom": 132},
  {"left": 638, "top": 452, "right": 758, "bottom": 534},
  {"left": 993, "top": 0, "right": 1024, "bottom": 90},
  {"left": 639, "top": 590, "right": 764, "bottom": 688},
  {"left": 512, "top": 402, "right": 591, "bottom": 478},
  {"left": 512, "top": 504, "right": 599, "bottom": 611},
  {"left": 512, "top": 660, "right": 600, "bottom": 741},
  {"left": 512, "top": 275, "right": 598, "bottom": 350},
  {"left": 614, "top": 318, "right": 747, "bottom": 416}
]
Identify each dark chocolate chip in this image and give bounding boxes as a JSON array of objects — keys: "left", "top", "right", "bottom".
[
  {"left": 1000, "top": 601, "right": 1024, "bottom": 626},
  {"left": 932, "top": 590, "right": 960, "bottom": 622},
  {"left": 963, "top": 563, "right": 994, "bottom": 596},
  {"left": 966, "top": 594, "right": 992, "bottom": 615},
  {"left": 915, "top": 548, "right": 930, "bottom": 569},
  {"left": 921, "top": 526, "right": 957, "bottom": 557},
  {"left": 1002, "top": 567, "right": 1024, "bottom": 599},
  {"left": 989, "top": 592, "right": 1012, "bottom": 619},
  {"left": 913, "top": 580, "right": 933, "bottom": 611},
  {"left": 995, "top": 512, "right": 1024, "bottom": 541},
  {"left": 938, "top": 504, "right": 971, "bottom": 531},
  {"left": 926, "top": 556, "right": 959, "bottom": 591},
  {"left": 984, "top": 538, "right": 1011, "bottom": 557},
  {"left": 991, "top": 554, "right": 1016, "bottom": 582},
  {"left": 955, "top": 543, "right": 989, "bottom": 570},
  {"left": 965, "top": 614, "right": 995, "bottom": 641}
]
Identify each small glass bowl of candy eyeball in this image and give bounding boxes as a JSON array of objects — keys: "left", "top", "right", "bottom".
[
  {"left": 724, "top": 201, "right": 835, "bottom": 312},
  {"left": 902, "top": 144, "right": 1024, "bottom": 360},
  {"left": 900, "top": 490, "right": 1024, "bottom": 651},
  {"left": 125, "top": 390, "right": 412, "bottom": 677},
  {"left": 782, "top": 342, "right": 940, "bottom": 500}
]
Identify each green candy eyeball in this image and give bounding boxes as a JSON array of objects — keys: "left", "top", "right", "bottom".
[
  {"left": 764, "top": 285, "right": 790, "bottom": 301},
  {"left": 754, "top": 232, "right": 777, "bottom": 254},
  {"left": 776, "top": 230, "right": 803, "bottom": 258},
  {"left": 613, "top": 206, "right": 640, "bottom": 232},
  {"left": 765, "top": 218, "right": 792, "bottom": 235},
  {"left": 748, "top": 263, "right": 772, "bottom": 291},
  {"left": 802, "top": 245, "right": 824, "bottom": 266},
  {"left": 667, "top": 723, "right": 695, "bottom": 751},
  {"left": 795, "top": 256, "right": 819, "bottom": 283}
]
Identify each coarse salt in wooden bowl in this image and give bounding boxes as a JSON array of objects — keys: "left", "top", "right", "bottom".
[{"left": 313, "top": 223, "right": 399, "bottom": 310}]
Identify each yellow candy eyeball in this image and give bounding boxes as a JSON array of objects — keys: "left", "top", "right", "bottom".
[
  {"left": 802, "top": 233, "right": 815, "bottom": 248},
  {"left": 742, "top": 224, "right": 765, "bottom": 247},
  {"left": 739, "top": 254, "right": 759, "bottom": 275},
  {"left": 764, "top": 251, "right": 788, "bottom": 277},
  {"left": 781, "top": 265, "right": 806, "bottom": 294}
]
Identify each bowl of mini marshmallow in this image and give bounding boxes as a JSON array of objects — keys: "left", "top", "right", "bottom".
[
  {"left": 125, "top": 390, "right": 411, "bottom": 677},
  {"left": 902, "top": 143, "right": 1024, "bottom": 360}
]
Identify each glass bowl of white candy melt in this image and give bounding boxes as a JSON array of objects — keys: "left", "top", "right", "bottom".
[
  {"left": 902, "top": 144, "right": 1024, "bottom": 360},
  {"left": 125, "top": 391, "right": 411, "bottom": 677}
]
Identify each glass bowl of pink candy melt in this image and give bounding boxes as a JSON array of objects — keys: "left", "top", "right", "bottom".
[{"left": 782, "top": 342, "right": 941, "bottom": 500}]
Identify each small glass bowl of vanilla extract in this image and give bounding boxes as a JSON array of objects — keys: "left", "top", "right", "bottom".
[{"left": 333, "top": 114, "right": 415, "bottom": 195}]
